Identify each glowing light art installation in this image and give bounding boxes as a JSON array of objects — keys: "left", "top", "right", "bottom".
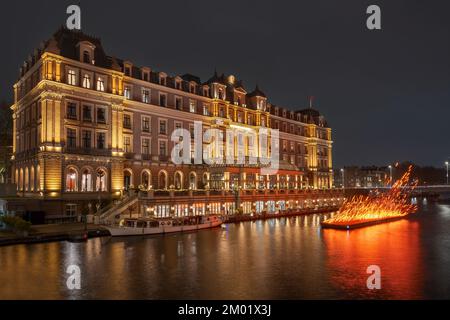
[{"left": 322, "top": 166, "right": 418, "bottom": 229}]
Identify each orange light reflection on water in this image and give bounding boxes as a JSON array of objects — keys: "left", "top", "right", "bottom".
[{"left": 322, "top": 219, "right": 423, "bottom": 299}]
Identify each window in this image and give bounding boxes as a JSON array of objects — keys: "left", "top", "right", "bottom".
[
  {"left": 81, "top": 170, "right": 93, "bottom": 192},
  {"left": 124, "top": 136, "right": 132, "bottom": 153},
  {"left": 83, "top": 51, "right": 90, "bottom": 64},
  {"left": 203, "top": 88, "right": 209, "bottom": 97},
  {"left": 96, "top": 77, "right": 105, "bottom": 91},
  {"left": 247, "top": 114, "right": 253, "bottom": 125},
  {"left": 66, "top": 169, "right": 78, "bottom": 192},
  {"left": 175, "top": 97, "right": 182, "bottom": 110},
  {"left": 175, "top": 81, "right": 182, "bottom": 90},
  {"left": 142, "top": 138, "right": 150, "bottom": 155},
  {"left": 82, "top": 130, "right": 91, "bottom": 148},
  {"left": 175, "top": 122, "right": 182, "bottom": 130},
  {"left": 159, "top": 94, "right": 167, "bottom": 107},
  {"left": 96, "top": 169, "right": 107, "bottom": 192},
  {"left": 142, "top": 89, "right": 150, "bottom": 103},
  {"left": 97, "top": 132, "right": 106, "bottom": 149},
  {"left": 67, "top": 70, "right": 77, "bottom": 86},
  {"left": 123, "top": 114, "right": 132, "bottom": 129},
  {"left": 124, "top": 67, "right": 131, "bottom": 77},
  {"left": 189, "top": 100, "right": 196, "bottom": 113},
  {"left": 189, "top": 84, "right": 195, "bottom": 94},
  {"left": 66, "top": 204, "right": 77, "bottom": 216},
  {"left": 124, "top": 86, "right": 131, "bottom": 100},
  {"left": 143, "top": 72, "right": 149, "bottom": 82},
  {"left": 203, "top": 104, "right": 210, "bottom": 116},
  {"left": 67, "top": 102, "right": 77, "bottom": 120},
  {"left": 142, "top": 117, "right": 150, "bottom": 132},
  {"left": 159, "top": 141, "right": 167, "bottom": 156},
  {"left": 159, "top": 76, "right": 166, "bottom": 86},
  {"left": 67, "top": 128, "right": 77, "bottom": 148},
  {"left": 97, "top": 108, "right": 106, "bottom": 123},
  {"left": 82, "top": 105, "right": 92, "bottom": 122},
  {"left": 82, "top": 74, "right": 91, "bottom": 89},
  {"left": 159, "top": 120, "right": 167, "bottom": 135}
]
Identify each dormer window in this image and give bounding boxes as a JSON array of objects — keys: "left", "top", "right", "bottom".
[
  {"left": 159, "top": 74, "right": 167, "bottom": 86},
  {"left": 203, "top": 88, "right": 209, "bottom": 97},
  {"left": 83, "top": 51, "right": 91, "bottom": 64},
  {"left": 175, "top": 80, "right": 182, "bottom": 90},
  {"left": 125, "top": 67, "right": 131, "bottom": 77},
  {"left": 218, "top": 88, "right": 224, "bottom": 100},
  {"left": 189, "top": 83, "right": 195, "bottom": 94}
]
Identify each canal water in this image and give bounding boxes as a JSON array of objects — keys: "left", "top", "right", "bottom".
[{"left": 1, "top": 201, "right": 450, "bottom": 300}]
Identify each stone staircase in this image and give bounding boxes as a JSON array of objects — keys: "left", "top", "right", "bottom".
[{"left": 99, "top": 194, "right": 139, "bottom": 225}]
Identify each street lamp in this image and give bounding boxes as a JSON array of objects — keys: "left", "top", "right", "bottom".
[
  {"left": 340, "top": 168, "right": 345, "bottom": 189},
  {"left": 445, "top": 161, "right": 449, "bottom": 185},
  {"left": 388, "top": 165, "right": 393, "bottom": 187}
]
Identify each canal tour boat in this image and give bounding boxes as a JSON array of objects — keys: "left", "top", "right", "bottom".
[{"left": 104, "top": 215, "right": 223, "bottom": 237}]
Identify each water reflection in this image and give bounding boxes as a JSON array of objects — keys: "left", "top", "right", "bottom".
[
  {"left": 0, "top": 205, "right": 449, "bottom": 299},
  {"left": 322, "top": 219, "right": 423, "bottom": 299}
]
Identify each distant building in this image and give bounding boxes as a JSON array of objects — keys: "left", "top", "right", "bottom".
[{"left": 335, "top": 166, "right": 389, "bottom": 188}]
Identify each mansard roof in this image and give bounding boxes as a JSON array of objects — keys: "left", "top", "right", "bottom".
[
  {"left": 205, "top": 71, "right": 227, "bottom": 85},
  {"left": 247, "top": 85, "right": 267, "bottom": 98},
  {"left": 22, "top": 27, "right": 330, "bottom": 127}
]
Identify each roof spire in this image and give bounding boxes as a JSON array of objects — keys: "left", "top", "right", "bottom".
[{"left": 309, "top": 96, "right": 315, "bottom": 109}]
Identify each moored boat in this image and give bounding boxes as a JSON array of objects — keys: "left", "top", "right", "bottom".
[{"left": 104, "top": 215, "right": 223, "bottom": 237}]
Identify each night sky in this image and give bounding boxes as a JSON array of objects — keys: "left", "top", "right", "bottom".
[{"left": 1, "top": 0, "right": 449, "bottom": 168}]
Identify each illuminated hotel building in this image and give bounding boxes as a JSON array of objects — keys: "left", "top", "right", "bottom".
[{"left": 10, "top": 28, "right": 339, "bottom": 221}]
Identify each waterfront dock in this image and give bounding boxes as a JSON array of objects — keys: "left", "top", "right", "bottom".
[
  {"left": 0, "top": 223, "right": 109, "bottom": 246},
  {"left": 0, "top": 206, "right": 339, "bottom": 246}
]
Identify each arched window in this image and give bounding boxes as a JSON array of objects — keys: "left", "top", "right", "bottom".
[
  {"left": 15, "top": 169, "right": 18, "bottom": 190},
  {"left": 158, "top": 171, "right": 168, "bottom": 190},
  {"left": 30, "top": 167, "right": 35, "bottom": 192},
  {"left": 124, "top": 169, "right": 133, "bottom": 190},
  {"left": 189, "top": 172, "right": 197, "bottom": 190},
  {"left": 24, "top": 167, "right": 29, "bottom": 191},
  {"left": 19, "top": 168, "right": 24, "bottom": 191},
  {"left": 66, "top": 168, "right": 78, "bottom": 192},
  {"left": 174, "top": 171, "right": 183, "bottom": 190},
  {"left": 202, "top": 172, "right": 209, "bottom": 188},
  {"left": 36, "top": 165, "right": 40, "bottom": 191},
  {"left": 96, "top": 169, "right": 107, "bottom": 192},
  {"left": 141, "top": 170, "right": 151, "bottom": 189},
  {"left": 81, "top": 169, "right": 93, "bottom": 192}
]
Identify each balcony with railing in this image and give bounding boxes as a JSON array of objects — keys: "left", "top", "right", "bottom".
[{"left": 64, "top": 147, "right": 111, "bottom": 157}]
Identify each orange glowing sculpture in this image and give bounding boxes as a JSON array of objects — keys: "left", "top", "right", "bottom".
[{"left": 322, "top": 166, "right": 418, "bottom": 229}]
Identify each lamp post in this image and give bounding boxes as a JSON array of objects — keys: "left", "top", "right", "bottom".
[
  {"left": 445, "top": 161, "right": 449, "bottom": 185},
  {"left": 340, "top": 168, "right": 345, "bottom": 189},
  {"left": 388, "top": 165, "right": 393, "bottom": 187}
]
